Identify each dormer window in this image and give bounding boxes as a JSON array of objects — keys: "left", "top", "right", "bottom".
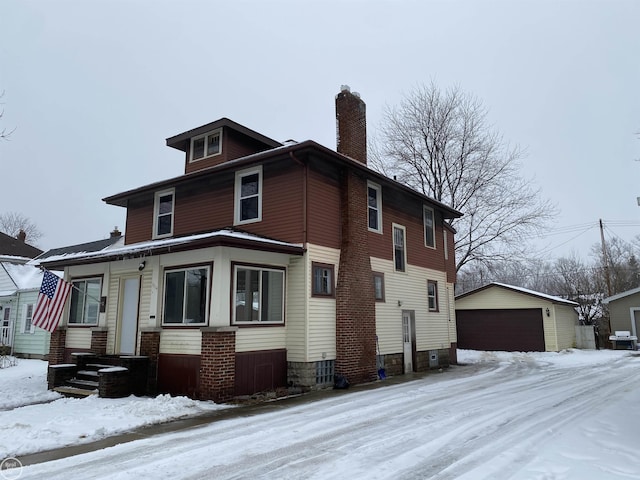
[{"left": 190, "top": 129, "right": 221, "bottom": 162}]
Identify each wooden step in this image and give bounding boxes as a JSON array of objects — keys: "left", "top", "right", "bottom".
[{"left": 54, "top": 386, "right": 97, "bottom": 398}]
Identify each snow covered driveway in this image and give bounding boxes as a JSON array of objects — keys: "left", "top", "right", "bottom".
[{"left": 14, "top": 350, "right": 640, "bottom": 479}]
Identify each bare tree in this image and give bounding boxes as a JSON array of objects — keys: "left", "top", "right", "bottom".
[
  {"left": 0, "top": 212, "right": 42, "bottom": 245},
  {"left": 371, "top": 82, "right": 556, "bottom": 271},
  {"left": 0, "top": 91, "right": 16, "bottom": 140}
]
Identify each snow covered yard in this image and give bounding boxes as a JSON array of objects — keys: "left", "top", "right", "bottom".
[{"left": 2, "top": 350, "right": 640, "bottom": 480}]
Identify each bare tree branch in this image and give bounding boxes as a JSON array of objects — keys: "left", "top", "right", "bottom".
[
  {"left": 0, "top": 212, "right": 43, "bottom": 245},
  {"left": 372, "top": 82, "right": 556, "bottom": 272}
]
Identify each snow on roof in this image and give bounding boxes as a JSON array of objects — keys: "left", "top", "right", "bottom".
[
  {"left": 491, "top": 282, "right": 579, "bottom": 306},
  {"left": 0, "top": 263, "right": 61, "bottom": 294},
  {"left": 0, "top": 255, "right": 31, "bottom": 264},
  {"left": 34, "top": 229, "right": 303, "bottom": 266}
]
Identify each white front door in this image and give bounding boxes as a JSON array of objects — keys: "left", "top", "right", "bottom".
[
  {"left": 403, "top": 311, "right": 413, "bottom": 373},
  {"left": 119, "top": 277, "right": 140, "bottom": 355}
]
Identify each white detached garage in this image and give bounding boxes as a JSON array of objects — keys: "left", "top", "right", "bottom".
[{"left": 455, "top": 283, "right": 579, "bottom": 352}]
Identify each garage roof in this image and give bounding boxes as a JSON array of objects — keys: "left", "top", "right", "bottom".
[{"left": 456, "top": 282, "right": 579, "bottom": 306}]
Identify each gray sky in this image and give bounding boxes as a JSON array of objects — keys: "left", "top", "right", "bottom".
[{"left": 1, "top": 0, "right": 639, "bottom": 261}]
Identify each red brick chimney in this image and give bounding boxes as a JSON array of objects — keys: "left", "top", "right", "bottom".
[
  {"left": 335, "top": 85, "right": 367, "bottom": 164},
  {"left": 16, "top": 230, "right": 26, "bottom": 242},
  {"left": 334, "top": 86, "right": 377, "bottom": 385}
]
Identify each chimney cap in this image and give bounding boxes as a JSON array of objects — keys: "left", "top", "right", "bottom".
[
  {"left": 340, "top": 85, "right": 351, "bottom": 93},
  {"left": 17, "top": 230, "right": 26, "bottom": 242}
]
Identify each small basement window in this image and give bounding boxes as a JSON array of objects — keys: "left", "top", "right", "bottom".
[{"left": 316, "top": 360, "right": 335, "bottom": 386}]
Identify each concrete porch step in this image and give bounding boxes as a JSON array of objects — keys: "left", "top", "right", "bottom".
[
  {"left": 54, "top": 386, "right": 98, "bottom": 399},
  {"left": 86, "top": 363, "right": 116, "bottom": 370},
  {"left": 77, "top": 369, "right": 99, "bottom": 381}
]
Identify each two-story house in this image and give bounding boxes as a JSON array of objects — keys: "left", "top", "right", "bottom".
[{"left": 39, "top": 87, "right": 461, "bottom": 401}]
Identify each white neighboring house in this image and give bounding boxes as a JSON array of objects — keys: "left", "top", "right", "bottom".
[{"left": 0, "top": 255, "right": 50, "bottom": 358}]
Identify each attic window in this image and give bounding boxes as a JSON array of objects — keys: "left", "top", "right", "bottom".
[{"left": 190, "top": 129, "right": 221, "bottom": 162}]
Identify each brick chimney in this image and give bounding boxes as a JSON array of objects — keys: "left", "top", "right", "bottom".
[
  {"left": 16, "top": 230, "right": 26, "bottom": 242},
  {"left": 334, "top": 86, "right": 377, "bottom": 385},
  {"left": 335, "top": 85, "right": 367, "bottom": 164}
]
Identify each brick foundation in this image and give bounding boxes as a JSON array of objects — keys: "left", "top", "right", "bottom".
[
  {"left": 48, "top": 327, "right": 67, "bottom": 365},
  {"left": 140, "top": 328, "right": 161, "bottom": 395},
  {"left": 200, "top": 327, "right": 237, "bottom": 402},
  {"left": 90, "top": 328, "right": 108, "bottom": 355}
]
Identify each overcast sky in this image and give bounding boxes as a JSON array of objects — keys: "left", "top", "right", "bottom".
[{"left": 1, "top": 0, "right": 639, "bottom": 261}]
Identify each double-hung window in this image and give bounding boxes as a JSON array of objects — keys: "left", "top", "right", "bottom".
[
  {"left": 69, "top": 278, "right": 102, "bottom": 325},
  {"left": 424, "top": 206, "right": 436, "bottom": 248},
  {"left": 393, "top": 224, "right": 407, "bottom": 272},
  {"left": 367, "top": 181, "right": 382, "bottom": 233},
  {"left": 154, "top": 189, "right": 175, "bottom": 238},
  {"left": 373, "top": 272, "right": 385, "bottom": 302},
  {"left": 23, "top": 304, "right": 35, "bottom": 333},
  {"left": 427, "top": 280, "right": 439, "bottom": 311},
  {"left": 312, "top": 263, "right": 334, "bottom": 297},
  {"left": 163, "top": 266, "right": 209, "bottom": 325},
  {"left": 234, "top": 265, "right": 284, "bottom": 324},
  {"left": 190, "top": 129, "right": 221, "bottom": 162},
  {"left": 235, "top": 166, "right": 262, "bottom": 225}
]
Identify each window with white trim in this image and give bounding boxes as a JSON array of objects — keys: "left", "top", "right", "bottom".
[
  {"left": 367, "top": 181, "right": 382, "bottom": 233},
  {"left": 163, "top": 266, "right": 209, "bottom": 325},
  {"left": 154, "top": 189, "right": 175, "bottom": 238},
  {"left": 190, "top": 129, "right": 222, "bottom": 162},
  {"left": 393, "top": 224, "right": 407, "bottom": 272},
  {"left": 23, "top": 304, "right": 35, "bottom": 333},
  {"left": 235, "top": 166, "right": 262, "bottom": 225},
  {"left": 312, "top": 263, "right": 334, "bottom": 297},
  {"left": 69, "top": 278, "right": 102, "bottom": 325},
  {"left": 373, "top": 272, "right": 385, "bottom": 302},
  {"left": 234, "top": 265, "right": 284, "bottom": 324},
  {"left": 428, "top": 280, "right": 439, "bottom": 311},
  {"left": 424, "top": 206, "right": 435, "bottom": 248}
]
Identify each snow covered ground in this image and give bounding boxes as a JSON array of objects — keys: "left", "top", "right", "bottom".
[{"left": 2, "top": 350, "right": 639, "bottom": 479}]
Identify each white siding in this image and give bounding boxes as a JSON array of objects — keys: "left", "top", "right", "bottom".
[
  {"left": 106, "top": 275, "right": 120, "bottom": 354},
  {"left": 65, "top": 327, "right": 91, "bottom": 349},
  {"left": 554, "top": 304, "right": 578, "bottom": 350},
  {"left": 372, "top": 257, "right": 451, "bottom": 354},
  {"left": 13, "top": 290, "right": 50, "bottom": 356},
  {"left": 285, "top": 255, "right": 307, "bottom": 361},
  {"left": 236, "top": 327, "right": 287, "bottom": 352},
  {"left": 159, "top": 330, "right": 202, "bottom": 355},
  {"left": 306, "top": 244, "right": 340, "bottom": 361}
]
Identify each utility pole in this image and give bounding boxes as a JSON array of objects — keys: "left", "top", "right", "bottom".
[{"left": 599, "top": 219, "right": 612, "bottom": 297}]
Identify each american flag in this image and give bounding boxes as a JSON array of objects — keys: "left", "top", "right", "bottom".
[{"left": 33, "top": 270, "right": 72, "bottom": 333}]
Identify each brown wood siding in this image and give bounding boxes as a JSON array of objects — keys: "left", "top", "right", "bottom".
[
  {"left": 184, "top": 128, "right": 276, "bottom": 175},
  {"left": 123, "top": 159, "right": 305, "bottom": 245},
  {"left": 125, "top": 198, "right": 153, "bottom": 245},
  {"left": 306, "top": 164, "right": 342, "bottom": 249},
  {"left": 456, "top": 309, "right": 545, "bottom": 352},
  {"left": 368, "top": 188, "right": 446, "bottom": 272},
  {"left": 234, "top": 349, "right": 287, "bottom": 395},
  {"left": 157, "top": 353, "right": 201, "bottom": 397}
]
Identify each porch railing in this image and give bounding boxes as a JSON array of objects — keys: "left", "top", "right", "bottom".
[{"left": 0, "top": 325, "right": 12, "bottom": 347}]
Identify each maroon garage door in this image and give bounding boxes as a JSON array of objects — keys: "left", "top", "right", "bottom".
[{"left": 456, "top": 308, "right": 545, "bottom": 352}]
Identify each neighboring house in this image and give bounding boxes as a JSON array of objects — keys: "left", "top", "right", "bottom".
[
  {"left": 0, "top": 231, "right": 43, "bottom": 355},
  {"left": 37, "top": 87, "right": 461, "bottom": 402},
  {"left": 0, "top": 259, "right": 47, "bottom": 358},
  {"left": 603, "top": 287, "right": 640, "bottom": 342},
  {"left": 0, "top": 230, "right": 43, "bottom": 259},
  {"left": 455, "top": 283, "right": 579, "bottom": 352}
]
